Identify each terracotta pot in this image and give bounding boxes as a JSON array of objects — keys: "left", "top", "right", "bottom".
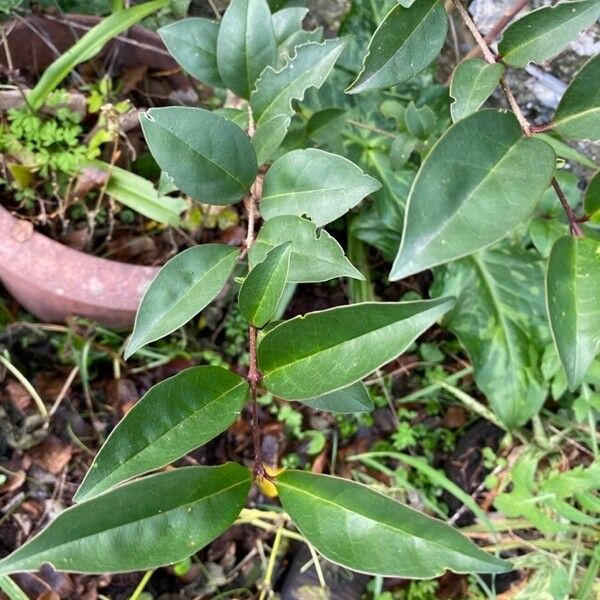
[
  {"left": 0, "top": 14, "right": 197, "bottom": 326},
  {"left": 0, "top": 205, "right": 159, "bottom": 327}
]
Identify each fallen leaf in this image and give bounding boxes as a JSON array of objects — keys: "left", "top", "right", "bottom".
[{"left": 30, "top": 435, "right": 73, "bottom": 475}]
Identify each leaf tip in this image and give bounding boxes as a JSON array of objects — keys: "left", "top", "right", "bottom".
[{"left": 123, "top": 338, "right": 139, "bottom": 361}]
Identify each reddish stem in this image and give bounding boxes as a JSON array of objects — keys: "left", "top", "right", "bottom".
[
  {"left": 530, "top": 123, "right": 554, "bottom": 134},
  {"left": 243, "top": 172, "right": 272, "bottom": 480},
  {"left": 551, "top": 178, "right": 584, "bottom": 237},
  {"left": 463, "top": 0, "right": 530, "bottom": 60}
]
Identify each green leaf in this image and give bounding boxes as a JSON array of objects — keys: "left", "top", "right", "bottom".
[
  {"left": 74, "top": 367, "right": 248, "bottom": 502},
  {"left": 389, "top": 134, "right": 417, "bottom": 170},
  {"left": 534, "top": 133, "right": 599, "bottom": 170},
  {"left": 300, "top": 382, "right": 374, "bottom": 413},
  {"left": 273, "top": 7, "right": 308, "bottom": 44},
  {"left": 260, "top": 149, "right": 381, "bottom": 226},
  {"left": 251, "top": 115, "right": 290, "bottom": 166},
  {"left": 347, "top": 0, "right": 448, "bottom": 94},
  {"left": 91, "top": 161, "right": 186, "bottom": 226},
  {"left": 251, "top": 38, "right": 348, "bottom": 163},
  {"left": 449, "top": 59, "right": 504, "bottom": 122},
  {"left": 125, "top": 245, "right": 238, "bottom": 358},
  {"left": 390, "top": 110, "right": 555, "bottom": 280},
  {"left": 258, "top": 298, "right": 454, "bottom": 399},
  {"left": 239, "top": 242, "right": 291, "bottom": 327},
  {"left": 306, "top": 108, "right": 347, "bottom": 144},
  {"left": 272, "top": 7, "right": 321, "bottom": 62},
  {"left": 547, "top": 235, "right": 600, "bottom": 390},
  {"left": 276, "top": 471, "right": 510, "bottom": 577},
  {"left": 0, "top": 576, "right": 28, "bottom": 600},
  {"left": 0, "top": 465, "right": 250, "bottom": 576},
  {"left": 432, "top": 246, "right": 549, "bottom": 428},
  {"left": 140, "top": 107, "right": 258, "bottom": 205},
  {"left": 216, "top": 0, "right": 276, "bottom": 98},
  {"left": 352, "top": 154, "right": 412, "bottom": 260},
  {"left": 553, "top": 54, "right": 600, "bottom": 143},
  {"left": 494, "top": 453, "right": 565, "bottom": 534},
  {"left": 498, "top": 0, "right": 600, "bottom": 68},
  {"left": 403, "top": 101, "right": 437, "bottom": 140},
  {"left": 528, "top": 170, "right": 580, "bottom": 257},
  {"left": 249, "top": 216, "right": 364, "bottom": 283},
  {"left": 26, "top": 0, "right": 168, "bottom": 110},
  {"left": 584, "top": 170, "right": 600, "bottom": 222},
  {"left": 159, "top": 18, "right": 223, "bottom": 88},
  {"left": 213, "top": 107, "right": 250, "bottom": 130}
]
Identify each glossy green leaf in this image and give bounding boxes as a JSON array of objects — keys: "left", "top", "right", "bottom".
[
  {"left": 553, "top": 54, "right": 600, "bottom": 143},
  {"left": 432, "top": 245, "right": 549, "bottom": 427},
  {"left": 140, "top": 107, "right": 257, "bottom": 205},
  {"left": 213, "top": 108, "right": 249, "bottom": 130},
  {"left": 251, "top": 38, "right": 348, "bottom": 163},
  {"left": 547, "top": 235, "right": 600, "bottom": 390},
  {"left": 159, "top": 18, "right": 223, "bottom": 88},
  {"left": 261, "top": 149, "right": 381, "bottom": 226},
  {"left": 74, "top": 367, "right": 248, "bottom": 502},
  {"left": 26, "top": 0, "right": 168, "bottom": 110},
  {"left": 216, "top": 0, "right": 276, "bottom": 98},
  {"left": 273, "top": 7, "right": 307, "bottom": 44},
  {"left": 249, "top": 216, "right": 364, "bottom": 283},
  {"left": 272, "top": 7, "right": 321, "bottom": 61},
  {"left": 251, "top": 115, "right": 290, "bottom": 166},
  {"left": 300, "top": 382, "right": 374, "bottom": 413},
  {"left": 450, "top": 59, "right": 504, "bottom": 122},
  {"left": 91, "top": 162, "right": 186, "bottom": 226},
  {"left": 239, "top": 242, "right": 291, "bottom": 328},
  {"left": 306, "top": 108, "right": 347, "bottom": 144},
  {"left": 498, "top": 0, "right": 600, "bottom": 68},
  {"left": 276, "top": 471, "right": 510, "bottom": 577},
  {"left": 584, "top": 170, "right": 600, "bottom": 222},
  {"left": 535, "top": 133, "right": 599, "bottom": 170},
  {"left": 390, "top": 111, "right": 555, "bottom": 280},
  {"left": 347, "top": 0, "right": 448, "bottom": 94},
  {"left": 258, "top": 298, "right": 454, "bottom": 399},
  {"left": 125, "top": 245, "right": 238, "bottom": 358},
  {"left": 0, "top": 465, "right": 250, "bottom": 576}
]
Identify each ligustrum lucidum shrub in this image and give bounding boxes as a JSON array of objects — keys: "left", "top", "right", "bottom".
[{"left": 3, "top": 0, "right": 599, "bottom": 582}]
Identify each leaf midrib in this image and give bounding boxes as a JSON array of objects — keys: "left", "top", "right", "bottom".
[
  {"left": 555, "top": 105, "right": 600, "bottom": 128},
  {"left": 502, "top": 2, "right": 599, "bottom": 62},
  {"left": 245, "top": 248, "right": 290, "bottom": 324},
  {"left": 403, "top": 128, "right": 523, "bottom": 261},
  {"left": 141, "top": 250, "right": 236, "bottom": 340},
  {"left": 0, "top": 478, "right": 248, "bottom": 573},
  {"left": 254, "top": 240, "right": 358, "bottom": 275},
  {"left": 470, "top": 253, "right": 519, "bottom": 373},
  {"left": 262, "top": 306, "right": 438, "bottom": 379},
  {"left": 255, "top": 40, "right": 343, "bottom": 123},
  {"left": 82, "top": 379, "right": 247, "bottom": 498},
  {"left": 456, "top": 65, "right": 502, "bottom": 118},
  {"left": 277, "top": 479, "right": 488, "bottom": 563},
  {"left": 156, "top": 124, "right": 248, "bottom": 190},
  {"left": 357, "top": 0, "right": 439, "bottom": 88},
  {"left": 262, "top": 186, "right": 351, "bottom": 202}
]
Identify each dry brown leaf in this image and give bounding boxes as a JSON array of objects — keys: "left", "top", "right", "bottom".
[{"left": 30, "top": 435, "right": 73, "bottom": 475}]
